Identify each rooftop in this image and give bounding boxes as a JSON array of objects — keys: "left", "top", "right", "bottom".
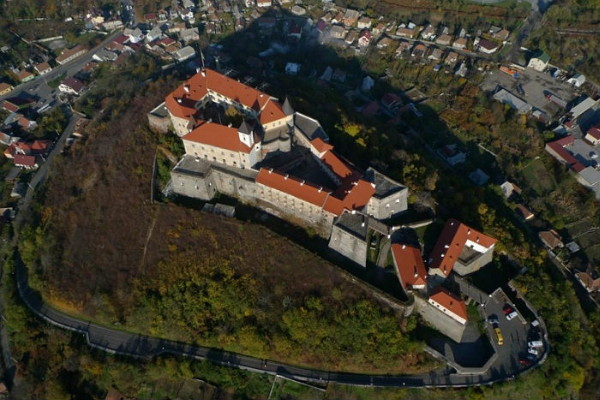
[
  {"left": 391, "top": 244, "right": 427, "bottom": 290},
  {"left": 428, "top": 219, "right": 497, "bottom": 277},
  {"left": 429, "top": 288, "right": 468, "bottom": 321}
]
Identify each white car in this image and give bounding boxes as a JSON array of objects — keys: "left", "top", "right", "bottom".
[
  {"left": 528, "top": 347, "right": 539, "bottom": 356},
  {"left": 506, "top": 311, "right": 518, "bottom": 321}
]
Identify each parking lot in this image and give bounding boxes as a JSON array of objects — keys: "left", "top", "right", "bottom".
[
  {"left": 482, "top": 67, "right": 580, "bottom": 118},
  {"left": 483, "top": 289, "right": 541, "bottom": 374}
]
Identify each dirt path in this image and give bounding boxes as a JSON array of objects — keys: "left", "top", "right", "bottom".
[{"left": 139, "top": 208, "right": 160, "bottom": 275}]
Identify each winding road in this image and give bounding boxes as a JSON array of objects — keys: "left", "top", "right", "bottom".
[{"left": 13, "top": 251, "right": 537, "bottom": 389}]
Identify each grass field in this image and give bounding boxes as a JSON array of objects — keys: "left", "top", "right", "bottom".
[{"left": 521, "top": 159, "right": 557, "bottom": 195}]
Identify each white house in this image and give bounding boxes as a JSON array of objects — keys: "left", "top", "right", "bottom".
[
  {"left": 567, "top": 74, "right": 586, "bottom": 88},
  {"left": 528, "top": 51, "right": 550, "bottom": 72}
]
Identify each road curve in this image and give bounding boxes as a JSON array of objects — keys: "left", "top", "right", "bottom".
[{"left": 14, "top": 255, "right": 533, "bottom": 389}]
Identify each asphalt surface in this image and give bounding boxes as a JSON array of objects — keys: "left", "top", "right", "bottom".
[
  {"left": 0, "top": 30, "right": 123, "bottom": 104},
  {"left": 14, "top": 249, "right": 548, "bottom": 388}
]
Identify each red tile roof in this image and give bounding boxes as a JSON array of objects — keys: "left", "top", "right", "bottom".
[
  {"left": 183, "top": 121, "right": 251, "bottom": 153},
  {"left": 13, "top": 154, "right": 36, "bottom": 167},
  {"left": 429, "top": 288, "right": 467, "bottom": 321},
  {"left": 587, "top": 125, "right": 600, "bottom": 140},
  {"left": 323, "top": 179, "right": 375, "bottom": 215},
  {"left": 256, "top": 168, "right": 331, "bottom": 208},
  {"left": 259, "top": 99, "right": 286, "bottom": 124},
  {"left": 320, "top": 151, "right": 354, "bottom": 180},
  {"left": 310, "top": 138, "right": 333, "bottom": 153},
  {"left": 429, "top": 219, "right": 497, "bottom": 277},
  {"left": 391, "top": 244, "right": 427, "bottom": 289},
  {"left": 546, "top": 135, "right": 585, "bottom": 173},
  {"left": 165, "top": 68, "right": 282, "bottom": 125}
]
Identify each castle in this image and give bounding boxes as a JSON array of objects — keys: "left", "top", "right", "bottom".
[
  {"left": 149, "top": 68, "right": 408, "bottom": 237},
  {"left": 148, "top": 68, "right": 499, "bottom": 342}
]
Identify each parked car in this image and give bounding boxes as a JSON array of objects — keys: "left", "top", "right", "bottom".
[
  {"left": 494, "top": 327, "right": 504, "bottom": 345},
  {"left": 507, "top": 310, "right": 518, "bottom": 320},
  {"left": 528, "top": 340, "right": 543, "bottom": 348},
  {"left": 488, "top": 315, "right": 499, "bottom": 324},
  {"left": 519, "top": 357, "right": 533, "bottom": 366},
  {"left": 503, "top": 304, "right": 514, "bottom": 315},
  {"left": 528, "top": 347, "right": 539, "bottom": 356}
]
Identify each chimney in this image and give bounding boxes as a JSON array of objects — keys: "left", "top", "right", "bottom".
[
  {"left": 284, "top": 174, "right": 289, "bottom": 180},
  {"left": 467, "top": 229, "right": 471, "bottom": 234},
  {"left": 444, "top": 244, "right": 449, "bottom": 249},
  {"left": 228, "top": 123, "right": 232, "bottom": 127},
  {"left": 176, "top": 98, "right": 182, "bottom": 104},
  {"left": 361, "top": 222, "right": 365, "bottom": 227},
  {"left": 268, "top": 168, "right": 273, "bottom": 174},
  {"left": 414, "top": 266, "right": 418, "bottom": 278},
  {"left": 183, "top": 84, "right": 190, "bottom": 93},
  {"left": 402, "top": 244, "right": 406, "bottom": 249},
  {"left": 300, "top": 180, "right": 305, "bottom": 186}
]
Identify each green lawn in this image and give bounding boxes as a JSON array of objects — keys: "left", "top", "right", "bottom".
[{"left": 521, "top": 158, "right": 557, "bottom": 195}]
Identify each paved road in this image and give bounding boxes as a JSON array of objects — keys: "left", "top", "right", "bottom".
[
  {"left": 0, "top": 30, "right": 123, "bottom": 104},
  {"left": 14, "top": 111, "right": 80, "bottom": 228},
  {"left": 13, "top": 249, "right": 544, "bottom": 388}
]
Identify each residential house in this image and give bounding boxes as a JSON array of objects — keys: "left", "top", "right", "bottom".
[
  {"left": 436, "top": 34, "right": 453, "bottom": 46},
  {"left": 102, "top": 19, "right": 124, "bottom": 31},
  {"left": 4, "top": 140, "right": 52, "bottom": 159},
  {"left": 585, "top": 124, "right": 600, "bottom": 145},
  {"left": 452, "top": 37, "right": 467, "bottom": 50},
  {"left": 500, "top": 181, "right": 522, "bottom": 199},
  {"left": 285, "top": 62, "right": 300, "bottom": 75},
  {"left": 146, "top": 25, "right": 163, "bottom": 43},
  {"left": 437, "top": 144, "right": 465, "bottom": 166},
  {"left": 391, "top": 244, "right": 427, "bottom": 291},
  {"left": 357, "top": 16, "right": 372, "bottom": 29},
  {"left": 575, "top": 271, "right": 600, "bottom": 292},
  {"left": 515, "top": 204, "right": 534, "bottom": 221},
  {"left": 539, "top": 230, "right": 563, "bottom": 250},
  {"left": 345, "top": 30, "right": 358, "bottom": 45},
  {"left": 15, "top": 70, "right": 34, "bottom": 83},
  {"left": 358, "top": 30, "right": 371, "bottom": 47},
  {"left": 373, "top": 22, "right": 386, "bottom": 36},
  {"left": 396, "top": 40, "right": 411, "bottom": 56},
  {"left": 381, "top": 93, "right": 403, "bottom": 112},
  {"left": 411, "top": 43, "right": 428, "bottom": 58},
  {"left": 377, "top": 37, "right": 393, "bottom": 49},
  {"left": 0, "top": 83, "right": 14, "bottom": 95},
  {"left": 174, "top": 46, "right": 196, "bottom": 62},
  {"left": 18, "top": 115, "right": 37, "bottom": 130},
  {"left": 567, "top": 74, "right": 586, "bottom": 88},
  {"left": 332, "top": 68, "right": 347, "bottom": 82},
  {"left": 428, "top": 288, "right": 468, "bottom": 325},
  {"left": 420, "top": 24, "right": 436, "bottom": 41},
  {"left": 168, "top": 22, "right": 187, "bottom": 34},
  {"left": 58, "top": 77, "right": 85, "bottom": 95},
  {"left": 396, "top": 26, "right": 416, "bottom": 39},
  {"left": 291, "top": 5, "right": 306, "bottom": 15},
  {"left": 445, "top": 51, "right": 458, "bottom": 64},
  {"left": 34, "top": 62, "right": 52, "bottom": 75},
  {"left": 528, "top": 51, "right": 550, "bottom": 72},
  {"left": 56, "top": 45, "right": 87, "bottom": 65},
  {"left": 469, "top": 168, "right": 489, "bottom": 185},
  {"left": 288, "top": 23, "right": 302, "bottom": 40},
  {"left": 493, "top": 28, "right": 510, "bottom": 41},
  {"left": 427, "top": 219, "right": 497, "bottom": 278},
  {"left": 180, "top": 27, "right": 200, "bottom": 44},
  {"left": 331, "top": 11, "right": 344, "bottom": 25},
  {"left": 343, "top": 9, "right": 360, "bottom": 27},
  {"left": 330, "top": 25, "right": 347, "bottom": 40},
  {"left": 124, "top": 27, "right": 144, "bottom": 43},
  {"left": 13, "top": 154, "right": 37, "bottom": 169},
  {"left": 92, "top": 48, "right": 118, "bottom": 62},
  {"left": 476, "top": 38, "right": 499, "bottom": 54},
  {"left": 429, "top": 47, "right": 444, "bottom": 61}
]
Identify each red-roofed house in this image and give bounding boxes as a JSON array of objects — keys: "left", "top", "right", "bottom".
[
  {"left": 545, "top": 135, "right": 585, "bottom": 173},
  {"left": 428, "top": 219, "right": 497, "bottom": 278},
  {"left": 358, "top": 30, "right": 372, "bottom": 47},
  {"left": 182, "top": 120, "right": 262, "bottom": 168},
  {"left": 13, "top": 154, "right": 37, "bottom": 169},
  {"left": 585, "top": 125, "right": 600, "bottom": 145},
  {"left": 59, "top": 77, "right": 85, "bottom": 95},
  {"left": 4, "top": 140, "right": 52, "bottom": 159},
  {"left": 428, "top": 288, "right": 468, "bottom": 325},
  {"left": 165, "top": 68, "right": 290, "bottom": 137},
  {"left": 391, "top": 244, "right": 427, "bottom": 291}
]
